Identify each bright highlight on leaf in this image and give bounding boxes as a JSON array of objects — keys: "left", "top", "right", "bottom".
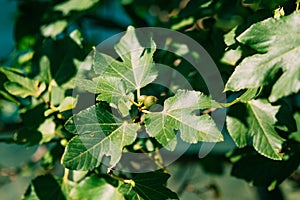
[
  {"left": 145, "top": 90, "right": 223, "bottom": 151},
  {"left": 0, "top": 68, "right": 46, "bottom": 98},
  {"left": 54, "top": 0, "right": 99, "bottom": 15},
  {"left": 225, "top": 12, "right": 300, "bottom": 102},
  {"left": 41, "top": 20, "right": 68, "bottom": 38},
  {"left": 92, "top": 26, "right": 158, "bottom": 91}
]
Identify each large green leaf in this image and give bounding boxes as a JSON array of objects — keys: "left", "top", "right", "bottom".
[
  {"left": 62, "top": 103, "right": 140, "bottom": 170},
  {"left": 225, "top": 12, "right": 300, "bottom": 102},
  {"left": 92, "top": 26, "right": 157, "bottom": 91},
  {"left": 69, "top": 175, "right": 122, "bottom": 200},
  {"left": 145, "top": 89, "right": 223, "bottom": 151},
  {"left": 0, "top": 68, "right": 46, "bottom": 98},
  {"left": 226, "top": 99, "right": 285, "bottom": 160}
]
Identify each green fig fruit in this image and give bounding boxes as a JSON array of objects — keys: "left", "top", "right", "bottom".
[{"left": 143, "top": 95, "right": 158, "bottom": 108}]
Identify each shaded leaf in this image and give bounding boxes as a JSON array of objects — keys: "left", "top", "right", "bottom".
[
  {"left": 289, "top": 112, "right": 300, "bottom": 142},
  {"left": 23, "top": 174, "right": 65, "bottom": 200},
  {"left": 0, "top": 90, "right": 20, "bottom": 105},
  {"left": 14, "top": 128, "right": 42, "bottom": 146},
  {"left": 37, "top": 56, "right": 52, "bottom": 83},
  {"left": 225, "top": 12, "right": 300, "bottom": 102},
  {"left": 62, "top": 103, "right": 140, "bottom": 170},
  {"left": 132, "top": 170, "right": 179, "bottom": 200},
  {"left": 0, "top": 68, "right": 46, "bottom": 98},
  {"left": 227, "top": 99, "right": 285, "bottom": 160},
  {"left": 15, "top": 103, "right": 46, "bottom": 146},
  {"left": 37, "top": 36, "right": 81, "bottom": 86},
  {"left": 145, "top": 90, "right": 223, "bottom": 151},
  {"left": 230, "top": 147, "right": 300, "bottom": 188}
]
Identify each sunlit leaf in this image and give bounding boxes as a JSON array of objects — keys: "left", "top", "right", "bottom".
[
  {"left": 0, "top": 68, "right": 46, "bottom": 98},
  {"left": 41, "top": 20, "right": 68, "bottom": 38},
  {"left": 69, "top": 29, "right": 83, "bottom": 47},
  {"left": 145, "top": 90, "right": 223, "bottom": 151},
  {"left": 38, "top": 118, "right": 56, "bottom": 143},
  {"left": 225, "top": 12, "right": 300, "bottom": 102},
  {"left": 92, "top": 26, "right": 157, "bottom": 91},
  {"left": 54, "top": 0, "right": 99, "bottom": 15},
  {"left": 57, "top": 96, "right": 77, "bottom": 112}
]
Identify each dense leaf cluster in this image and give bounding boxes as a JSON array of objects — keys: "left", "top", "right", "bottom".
[{"left": 1, "top": 0, "right": 300, "bottom": 199}]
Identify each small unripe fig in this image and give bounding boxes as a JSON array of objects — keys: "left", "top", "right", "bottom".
[
  {"left": 143, "top": 95, "right": 158, "bottom": 108},
  {"left": 60, "top": 139, "right": 68, "bottom": 147},
  {"left": 138, "top": 95, "right": 158, "bottom": 108}
]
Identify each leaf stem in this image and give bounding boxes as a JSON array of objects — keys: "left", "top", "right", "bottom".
[
  {"left": 297, "top": 1, "right": 299, "bottom": 11},
  {"left": 221, "top": 98, "right": 240, "bottom": 107},
  {"left": 63, "top": 168, "right": 69, "bottom": 183},
  {"left": 141, "top": 110, "right": 151, "bottom": 114},
  {"left": 48, "top": 79, "right": 56, "bottom": 107},
  {"left": 137, "top": 88, "right": 141, "bottom": 100},
  {"left": 130, "top": 98, "right": 141, "bottom": 107},
  {"left": 62, "top": 168, "right": 70, "bottom": 194},
  {"left": 108, "top": 171, "right": 135, "bottom": 186}
]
